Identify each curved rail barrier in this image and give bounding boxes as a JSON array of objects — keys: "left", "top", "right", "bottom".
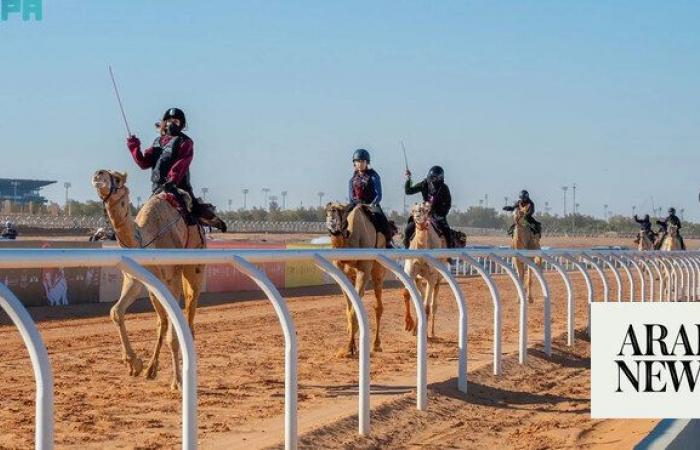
[
  {"left": 375, "top": 254, "right": 428, "bottom": 410},
  {"left": 422, "top": 255, "right": 469, "bottom": 393},
  {"left": 312, "top": 255, "right": 370, "bottom": 435},
  {"left": 539, "top": 255, "right": 573, "bottom": 346},
  {"left": 118, "top": 257, "right": 198, "bottom": 450},
  {"left": 229, "top": 256, "right": 299, "bottom": 449},
  {"left": 487, "top": 254, "right": 529, "bottom": 364},
  {"left": 0, "top": 248, "right": 698, "bottom": 449},
  {"left": 0, "top": 282, "right": 54, "bottom": 450},
  {"left": 460, "top": 253, "right": 502, "bottom": 375}
]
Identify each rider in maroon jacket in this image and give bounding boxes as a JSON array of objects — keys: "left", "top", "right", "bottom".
[{"left": 126, "top": 107, "right": 227, "bottom": 232}]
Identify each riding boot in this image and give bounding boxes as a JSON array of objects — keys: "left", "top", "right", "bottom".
[
  {"left": 193, "top": 200, "right": 227, "bottom": 232},
  {"left": 403, "top": 219, "right": 416, "bottom": 249},
  {"left": 445, "top": 231, "right": 455, "bottom": 249},
  {"left": 435, "top": 219, "right": 454, "bottom": 248}
]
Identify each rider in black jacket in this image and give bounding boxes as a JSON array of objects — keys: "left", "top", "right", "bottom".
[
  {"left": 503, "top": 190, "right": 542, "bottom": 236},
  {"left": 403, "top": 166, "right": 454, "bottom": 248},
  {"left": 656, "top": 207, "right": 685, "bottom": 249}
]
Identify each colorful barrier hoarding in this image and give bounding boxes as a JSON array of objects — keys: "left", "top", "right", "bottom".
[
  {"left": 205, "top": 240, "right": 286, "bottom": 292},
  {"left": 4, "top": 239, "right": 342, "bottom": 306},
  {"left": 284, "top": 242, "right": 333, "bottom": 288},
  {"left": 0, "top": 240, "right": 102, "bottom": 307}
]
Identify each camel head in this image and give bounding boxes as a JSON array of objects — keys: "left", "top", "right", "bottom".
[
  {"left": 325, "top": 202, "right": 347, "bottom": 236},
  {"left": 513, "top": 206, "right": 530, "bottom": 228},
  {"left": 411, "top": 202, "right": 432, "bottom": 229},
  {"left": 668, "top": 224, "right": 679, "bottom": 237},
  {"left": 92, "top": 170, "right": 129, "bottom": 202}
]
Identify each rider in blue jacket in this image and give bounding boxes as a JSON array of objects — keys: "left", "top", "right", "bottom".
[{"left": 346, "top": 149, "right": 394, "bottom": 247}]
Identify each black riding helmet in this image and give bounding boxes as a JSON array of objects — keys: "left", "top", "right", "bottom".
[
  {"left": 352, "top": 149, "right": 370, "bottom": 162},
  {"left": 668, "top": 207, "right": 676, "bottom": 215},
  {"left": 163, "top": 107, "right": 187, "bottom": 127},
  {"left": 427, "top": 166, "right": 444, "bottom": 183},
  {"left": 519, "top": 190, "right": 530, "bottom": 201}
]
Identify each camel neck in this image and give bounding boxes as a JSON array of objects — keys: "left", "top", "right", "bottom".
[
  {"left": 104, "top": 189, "right": 141, "bottom": 248},
  {"left": 330, "top": 234, "right": 347, "bottom": 248},
  {"left": 412, "top": 226, "right": 430, "bottom": 249}
]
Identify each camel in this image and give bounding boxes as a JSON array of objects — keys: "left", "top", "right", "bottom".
[
  {"left": 402, "top": 202, "right": 445, "bottom": 338},
  {"left": 325, "top": 203, "right": 386, "bottom": 356},
  {"left": 510, "top": 206, "right": 541, "bottom": 303},
  {"left": 92, "top": 170, "right": 205, "bottom": 390},
  {"left": 659, "top": 224, "right": 684, "bottom": 300},
  {"left": 636, "top": 230, "right": 655, "bottom": 251},
  {"left": 661, "top": 224, "right": 683, "bottom": 251}
]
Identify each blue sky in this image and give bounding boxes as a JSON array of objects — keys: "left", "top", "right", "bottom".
[{"left": 2, "top": 1, "right": 699, "bottom": 219}]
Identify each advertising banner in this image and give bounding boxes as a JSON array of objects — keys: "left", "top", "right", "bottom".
[
  {"left": 205, "top": 240, "right": 286, "bottom": 292},
  {"left": 284, "top": 242, "right": 333, "bottom": 288},
  {"left": 0, "top": 240, "right": 102, "bottom": 307}
]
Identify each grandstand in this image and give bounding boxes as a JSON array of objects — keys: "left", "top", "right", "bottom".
[{"left": 0, "top": 178, "right": 56, "bottom": 205}]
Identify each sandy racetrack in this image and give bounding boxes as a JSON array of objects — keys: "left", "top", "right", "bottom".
[{"left": 0, "top": 260, "right": 660, "bottom": 449}]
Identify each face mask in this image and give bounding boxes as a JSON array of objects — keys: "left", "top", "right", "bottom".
[{"left": 166, "top": 122, "right": 180, "bottom": 136}]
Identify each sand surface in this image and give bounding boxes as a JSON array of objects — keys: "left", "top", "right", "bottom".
[{"left": 0, "top": 267, "right": 660, "bottom": 449}]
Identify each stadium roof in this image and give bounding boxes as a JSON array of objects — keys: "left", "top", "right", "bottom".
[{"left": 0, "top": 178, "right": 57, "bottom": 190}]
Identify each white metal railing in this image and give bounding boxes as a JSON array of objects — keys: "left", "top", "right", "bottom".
[{"left": 0, "top": 248, "right": 698, "bottom": 450}]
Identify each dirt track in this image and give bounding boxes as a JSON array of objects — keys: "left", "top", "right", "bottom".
[{"left": 0, "top": 267, "right": 659, "bottom": 449}]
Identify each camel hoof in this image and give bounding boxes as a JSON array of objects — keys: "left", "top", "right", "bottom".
[
  {"left": 145, "top": 361, "right": 159, "bottom": 380},
  {"left": 128, "top": 357, "right": 143, "bottom": 377},
  {"left": 528, "top": 298, "right": 534, "bottom": 304},
  {"left": 170, "top": 379, "right": 182, "bottom": 392},
  {"left": 372, "top": 344, "right": 383, "bottom": 353},
  {"left": 336, "top": 348, "right": 355, "bottom": 359},
  {"left": 404, "top": 317, "right": 415, "bottom": 332}
]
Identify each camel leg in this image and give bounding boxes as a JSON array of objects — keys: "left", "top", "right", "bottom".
[
  {"left": 402, "top": 288, "right": 415, "bottom": 332},
  {"left": 144, "top": 293, "right": 167, "bottom": 379},
  {"left": 110, "top": 274, "right": 145, "bottom": 377},
  {"left": 337, "top": 269, "right": 362, "bottom": 358},
  {"left": 166, "top": 269, "right": 185, "bottom": 390},
  {"left": 182, "top": 264, "right": 205, "bottom": 338},
  {"left": 167, "top": 323, "right": 182, "bottom": 391},
  {"left": 402, "top": 261, "right": 418, "bottom": 333},
  {"left": 525, "top": 262, "right": 534, "bottom": 304},
  {"left": 513, "top": 257, "right": 529, "bottom": 302},
  {"left": 142, "top": 266, "right": 183, "bottom": 383},
  {"left": 424, "top": 279, "right": 435, "bottom": 339},
  {"left": 430, "top": 278, "right": 441, "bottom": 338},
  {"left": 370, "top": 263, "right": 385, "bottom": 353}
]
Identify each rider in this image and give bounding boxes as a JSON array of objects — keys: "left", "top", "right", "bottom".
[
  {"left": 656, "top": 207, "right": 685, "bottom": 250},
  {"left": 503, "top": 190, "right": 542, "bottom": 236},
  {"left": 89, "top": 227, "right": 116, "bottom": 242},
  {"left": 346, "top": 149, "right": 394, "bottom": 247},
  {"left": 633, "top": 214, "right": 656, "bottom": 244},
  {"left": 1, "top": 221, "right": 17, "bottom": 240},
  {"left": 403, "top": 166, "right": 454, "bottom": 248},
  {"left": 126, "top": 107, "right": 227, "bottom": 232}
]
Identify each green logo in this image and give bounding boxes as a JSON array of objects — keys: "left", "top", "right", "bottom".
[{"left": 1, "top": 0, "right": 43, "bottom": 21}]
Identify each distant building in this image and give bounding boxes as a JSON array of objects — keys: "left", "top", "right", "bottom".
[{"left": 0, "top": 178, "right": 56, "bottom": 205}]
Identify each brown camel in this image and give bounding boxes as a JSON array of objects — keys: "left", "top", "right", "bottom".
[
  {"left": 510, "top": 206, "right": 541, "bottom": 303},
  {"left": 659, "top": 224, "right": 683, "bottom": 299},
  {"left": 402, "top": 202, "right": 445, "bottom": 338},
  {"left": 660, "top": 224, "right": 683, "bottom": 251},
  {"left": 636, "top": 230, "right": 655, "bottom": 251},
  {"left": 325, "top": 202, "right": 386, "bottom": 356},
  {"left": 92, "top": 170, "right": 205, "bottom": 390}
]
